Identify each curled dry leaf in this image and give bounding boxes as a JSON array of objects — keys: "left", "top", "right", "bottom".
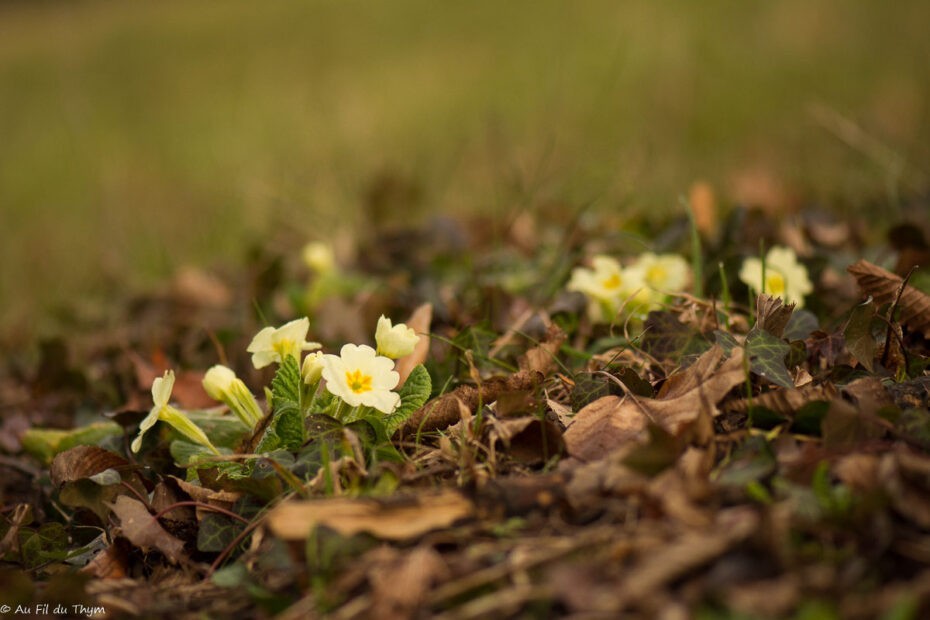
[
  {"left": 108, "top": 495, "right": 187, "bottom": 564},
  {"left": 722, "top": 383, "right": 837, "bottom": 415},
  {"left": 170, "top": 476, "right": 242, "bottom": 507},
  {"left": 394, "top": 302, "right": 432, "bottom": 387},
  {"left": 847, "top": 259, "right": 930, "bottom": 338},
  {"left": 565, "top": 346, "right": 745, "bottom": 461},
  {"left": 754, "top": 294, "right": 796, "bottom": 338},
  {"left": 398, "top": 370, "right": 544, "bottom": 436},
  {"left": 267, "top": 489, "right": 474, "bottom": 542},
  {"left": 563, "top": 396, "right": 649, "bottom": 463},
  {"left": 50, "top": 445, "right": 131, "bottom": 487},
  {"left": 518, "top": 323, "right": 567, "bottom": 376}
]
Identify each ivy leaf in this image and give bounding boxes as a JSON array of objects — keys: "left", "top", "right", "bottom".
[
  {"left": 384, "top": 364, "right": 432, "bottom": 435},
  {"left": 641, "top": 311, "right": 712, "bottom": 362},
  {"left": 745, "top": 327, "right": 793, "bottom": 389},
  {"left": 197, "top": 513, "right": 244, "bottom": 553},
  {"left": 714, "top": 330, "right": 742, "bottom": 355},
  {"left": 256, "top": 357, "right": 304, "bottom": 452},
  {"left": 20, "top": 523, "right": 70, "bottom": 569},
  {"left": 784, "top": 309, "right": 819, "bottom": 341}
]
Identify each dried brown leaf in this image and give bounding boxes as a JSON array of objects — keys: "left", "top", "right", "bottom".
[
  {"left": 880, "top": 449, "right": 930, "bottom": 529},
  {"left": 563, "top": 396, "right": 649, "bottom": 462},
  {"left": 565, "top": 347, "right": 746, "bottom": 461},
  {"left": 620, "top": 507, "right": 759, "bottom": 605},
  {"left": 267, "top": 490, "right": 474, "bottom": 541},
  {"left": 109, "top": 496, "right": 187, "bottom": 564},
  {"left": 755, "top": 294, "right": 796, "bottom": 338},
  {"left": 394, "top": 302, "right": 432, "bottom": 387},
  {"left": 368, "top": 545, "right": 449, "bottom": 620},
  {"left": 519, "top": 324, "right": 566, "bottom": 376},
  {"left": 50, "top": 446, "right": 131, "bottom": 487},
  {"left": 723, "top": 383, "right": 837, "bottom": 415},
  {"left": 398, "top": 370, "right": 544, "bottom": 436},
  {"left": 170, "top": 476, "right": 242, "bottom": 506},
  {"left": 848, "top": 259, "right": 930, "bottom": 338}
]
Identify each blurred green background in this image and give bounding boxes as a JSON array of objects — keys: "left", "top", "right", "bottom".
[{"left": 1, "top": 0, "right": 929, "bottom": 337}]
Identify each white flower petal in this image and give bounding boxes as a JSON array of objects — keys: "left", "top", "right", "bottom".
[
  {"left": 203, "top": 365, "right": 237, "bottom": 401},
  {"left": 151, "top": 370, "right": 175, "bottom": 408}
]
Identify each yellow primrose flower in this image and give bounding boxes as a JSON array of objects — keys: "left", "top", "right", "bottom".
[
  {"left": 568, "top": 255, "right": 652, "bottom": 323},
  {"left": 301, "top": 351, "right": 325, "bottom": 385},
  {"left": 567, "top": 255, "right": 629, "bottom": 303},
  {"left": 739, "top": 246, "right": 813, "bottom": 308},
  {"left": 375, "top": 315, "right": 420, "bottom": 359},
  {"left": 132, "top": 370, "right": 220, "bottom": 454},
  {"left": 247, "top": 317, "right": 321, "bottom": 369},
  {"left": 635, "top": 252, "right": 691, "bottom": 293},
  {"left": 321, "top": 344, "right": 400, "bottom": 413},
  {"left": 302, "top": 242, "right": 336, "bottom": 274},
  {"left": 202, "top": 365, "right": 264, "bottom": 428}
]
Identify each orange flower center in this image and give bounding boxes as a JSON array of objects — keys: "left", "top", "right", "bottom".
[
  {"left": 765, "top": 272, "right": 786, "bottom": 296},
  {"left": 601, "top": 274, "right": 622, "bottom": 290},
  {"left": 345, "top": 369, "right": 373, "bottom": 394}
]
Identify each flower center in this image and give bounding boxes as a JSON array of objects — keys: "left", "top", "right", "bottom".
[
  {"left": 646, "top": 265, "right": 667, "bottom": 288},
  {"left": 765, "top": 272, "right": 786, "bottom": 296},
  {"left": 601, "top": 274, "right": 622, "bottom": 290},
  {"left": 345, "top": 369, "right": 373, "bottom": 394},
  {"left": 273, "top": 339, "right": 296, "bottom": 360}
]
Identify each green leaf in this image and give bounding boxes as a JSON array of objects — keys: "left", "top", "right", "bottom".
[
  {"left": 170, "top": 440, "right": 218, "bottom": 468},
  {"left": 745, "top": 327, "right": 793, "bottom": 389},
  {"left": 20, "top": 422, "right": 123, "bottom": 465},
  {"left": 844, "top": 299, "right": 877, "bottom": 372},
  {"left": 384, "top": 364, "right": 432, "bottom": 435},
  {"left": 212, "top": 563, "right": 251, "bottom": 588},
  {"left": 197, "top": 513, "right": 245, "bottom": 553},
  {"left": 20, "top": 523, "right": 70, "bottom": 569},
  {"left": 641, "top": 311, "right": 712, "bottom": 362},
  {"left": 784, "top": 309, "right": 819, "bottom": 340},
  {"left": 256, "top": 356, "right": 305, "bottom": 452},
  {"left": 185, "top": 411, "right": 251, "bottom": 449},
  {"left": 713, "top": 329, "right": 741, "bottom": 355},
  {"left": 58, "top": 480, "right": 124, "bottom": 524}
]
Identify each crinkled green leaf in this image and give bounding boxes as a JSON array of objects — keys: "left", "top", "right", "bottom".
[
  {"left": 256, "top": 356, "right": 304, "bottom": 453},
  {"left": 745, "top": 327, "right": 793, "bottom": 389},
  {"left": 197, "top": 512, "right": 245, "bottom": 553},
  {"left": 384, "top": 364, "right": 432, "bottom": 435},
  {"left": 20, "top": 422, "right": 123, "bottom": 465}
]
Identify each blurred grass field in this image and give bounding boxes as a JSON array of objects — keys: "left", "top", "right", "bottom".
[{"left": 1, "top": 0, "right": 929, "bottom": 338}]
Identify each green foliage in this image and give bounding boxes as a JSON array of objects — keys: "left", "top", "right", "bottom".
[
  {"left": 384, "top": 364, "right": 432, "bottom": 435},
  {"left": 185, "top": 411, "right": 251, "bottom": 449},
  {"left": 197, "top": 513, "right": 245, "bottom": 553},
  {"left": 745, "top": 326, "right": 793, "bottom": 389},
  {"left": 641, "top": 311, "right": 712, "bottom": 362},
  {"left": 20, "top": 422, "right": 123, "bottom": 465},
  {"left": 256, "top": 356, "right": 305, "bottom": 453}
]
